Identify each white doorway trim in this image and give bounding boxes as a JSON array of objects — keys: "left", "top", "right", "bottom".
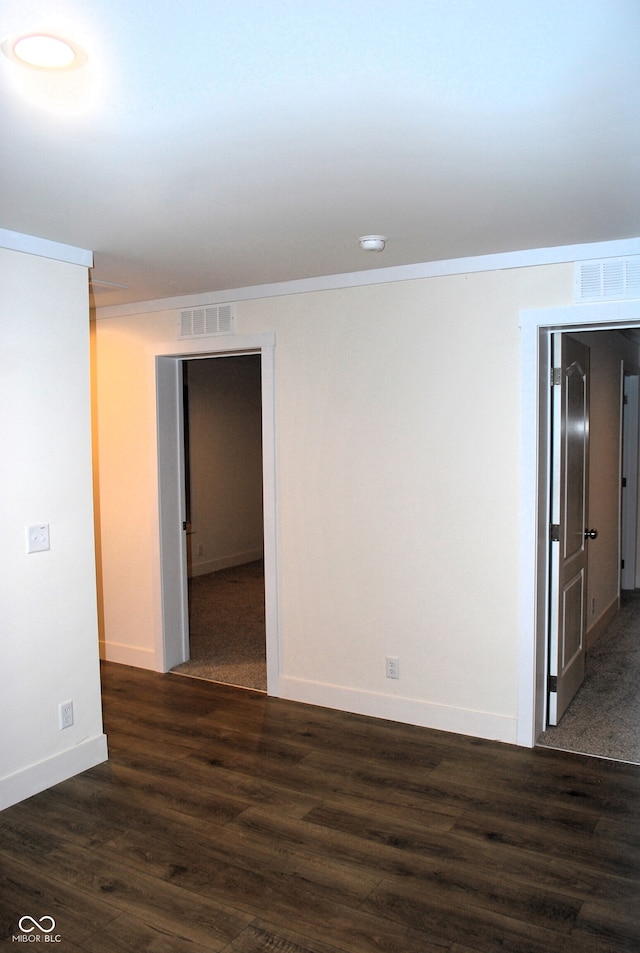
[
  {"left": 518, "top": 300, "right": 640, "bottom": 747},
  {"left": 621, "top": 369, "right": 640, "bottom": 590},
  {"left": 155, "top": 333, "right": 279, "bottom": 694}
]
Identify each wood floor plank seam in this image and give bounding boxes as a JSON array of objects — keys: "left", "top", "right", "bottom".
[{"left": 4, "top": 661, "right": 638, "bottom": 953}]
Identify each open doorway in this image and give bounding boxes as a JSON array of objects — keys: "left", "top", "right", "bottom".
[
  {"left": 172, "top": 354, "right": 266, "bottom": 690},
  {"left": 155, "top": 333, "right": 279, "bottom": 695},
  {"left": 519, "top": 306, "right": 640, "bottom": 760},
  {"left": 537, "top": 329, "right": 640, "bottom": 761}
]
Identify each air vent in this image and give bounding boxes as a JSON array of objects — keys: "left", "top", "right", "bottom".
[
  {"left": 179, "top": 303, "right": 234, "bottom": 338},
  {"left": 575, "top": 257, "right": 640, "bottom": 302}
]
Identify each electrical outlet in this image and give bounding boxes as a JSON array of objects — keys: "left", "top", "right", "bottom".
[
  {"left": 27, "top": 523, "right": 50, "bottom": 553},
  {"left": 386, "top": 656, "right": 399, "bottom": 679},
  {"left": 59, "top": 700, "right": 74, "bottom": 730}
]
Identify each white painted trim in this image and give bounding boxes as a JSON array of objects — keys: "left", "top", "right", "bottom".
[
  {"left": 156, "top": 356, "right": 190, "bottom": 672},
  {"left": 190, "top": 549, "right": 264, "bottom": 578},
  {"left": 95, "top": 238, "right": 640, "bottom": 319},
  {"left": 155, "top": 334, "right": 280, "bottom": 696},
  {"left": 0, "top": 734, "right": 108, "bottom": 811},
  {"left": 99, "top": 641, "right": 158, "bottom": 670},
  {"left": 259, "top": 342, "right": 280, "bottom": 697},
  {"left": 621, "top": 370, "right": 639, "bottom": 590},
  {"left": 0, "top": 228, "right": 93, "bottom": 268},
  {"left": 586, "top": 593, "right": 620, "bottom": 651},
  {"left": 518, "top": 298, "right": 640, "bottom": 748},
  {"left": 154, "top": 332, "right": 275, "bottom": 357},
  {"left": 279, "top": 677, "right": 517, "bottom": 745}
]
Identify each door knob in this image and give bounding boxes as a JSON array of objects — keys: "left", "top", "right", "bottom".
[{"left": 584, "top": 528, "right": 598, "bottom": 539}]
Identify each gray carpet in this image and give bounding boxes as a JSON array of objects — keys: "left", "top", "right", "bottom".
[
  {"left": 171, "top": 560, "right": 266, "bottom": 691},
  {"left": 537, "top": 590, "right": 640, "bottom": 763}
]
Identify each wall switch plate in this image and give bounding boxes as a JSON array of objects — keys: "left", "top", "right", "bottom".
[{"left": 27, "top": 524, "right": 50, "bottom": 553}]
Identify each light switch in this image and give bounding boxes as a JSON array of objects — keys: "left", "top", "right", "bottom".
[{"left": 27, "top": 524, "right": 50, "bottom": 553}]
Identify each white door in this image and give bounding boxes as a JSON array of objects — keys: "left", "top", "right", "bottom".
[{"left": 548, "top": 333, "right": 595, "bottom": 725}]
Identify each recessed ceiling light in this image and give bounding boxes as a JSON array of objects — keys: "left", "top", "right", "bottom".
[{"left": 1, "top": 32, "right": 86, "bottom": 70}]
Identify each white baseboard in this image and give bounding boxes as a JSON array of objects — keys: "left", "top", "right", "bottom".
[
  {"left": 586, "top": 594, "right": 620, "bottom": 650},
  {"left": 0, "top": 734, "right": 108, "bottom": 811},
  {"left": 189, "top": 549, "right": 264, "bottom": 578},
  {"left": 278, "top": 677, "right": 518, "bottom": 745},
  {"left": 99, "top": 640, "right": 158, "bottom": 669}
]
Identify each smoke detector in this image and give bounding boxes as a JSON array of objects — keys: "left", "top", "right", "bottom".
[{"left": 358, "top": 235, "right": 387, "bottom": 252}]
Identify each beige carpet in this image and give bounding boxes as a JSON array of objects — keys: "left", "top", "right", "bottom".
[
  {"left": 537, "top": 589, "right": 640, "bottom": 764},
  {"left": 171, "top": 560, "right": 266, "bottom": 691}
]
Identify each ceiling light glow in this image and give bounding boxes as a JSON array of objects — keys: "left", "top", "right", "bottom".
[{"left": 2, "top": 32, "right": 86, "bottom": 70}]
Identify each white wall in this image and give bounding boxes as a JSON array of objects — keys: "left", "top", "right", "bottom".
[
  {"left": 186, "top": 355, "right": 263, "bottom": 575},
  {"left": 0, "top": 246, "right": 107, "bottom": 810},
  {"left": 94, "top": 263, "right": 573, "bottom": 743}
]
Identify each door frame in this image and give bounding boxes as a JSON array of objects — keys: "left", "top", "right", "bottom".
[
  {"left": 621, "top": 368, "right": 640, "bottom": 590},
  {"left": 156, "top": 332, "right": 279, "bottom": 694},
  {"left": 547, "top": 333, "right": 590, "bottom": 725},
  {"left": 518, "top": 301, "right": 640, "bottom": 746}
]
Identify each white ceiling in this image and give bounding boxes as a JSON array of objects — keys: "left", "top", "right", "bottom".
[{"left": 1, "top": 1, "right": 639, "bottom": 308}]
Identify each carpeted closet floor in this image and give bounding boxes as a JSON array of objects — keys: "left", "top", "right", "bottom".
[
  {"left": 171, "top": 560, "right": 266, "bottom": 691},
  {"left": 537, "top": 589, "right": 640, "bottom": 764}
]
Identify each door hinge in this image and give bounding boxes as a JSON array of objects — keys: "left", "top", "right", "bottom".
[
  {"left": 621, "top": 559, "right": 625, "bottom": 570},
  {"left": 182, "top": 521, "right": 187, "bottom": 531},
  {"left": 552, "top": 367, "right": 562, "bottom": 386},
  {"left": 548, "top": 675, "right": 557, "bottom": 693},
  {"left": 550, "top": 523, "right": 560, "bottom": 542},
  {"left": 622, "top": 477, "right": 627, "bottom": 488}
]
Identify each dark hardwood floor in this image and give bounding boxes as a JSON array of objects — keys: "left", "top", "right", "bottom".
[{"left": 1, "top": 662, "right": 640, "bottom": 952}]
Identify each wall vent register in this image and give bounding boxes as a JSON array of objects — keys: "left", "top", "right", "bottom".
[
  {"left": 574, "top": 256, "right": 640, "bottom": 302},
  {"left": 179, "top": 303, "right": 235, "bottom": 338}
]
